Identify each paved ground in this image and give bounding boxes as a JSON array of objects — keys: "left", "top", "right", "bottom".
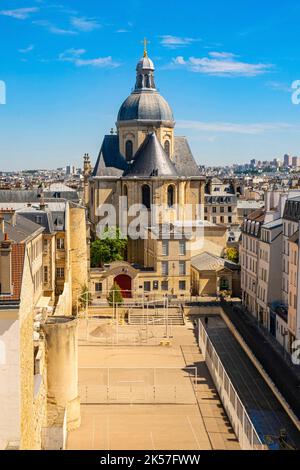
[
  {"left": 67, "top": 320, "right": 239, "bottom": 450},
  {"left": 222, "top": 303, "right": 300, "bottom": 420},
  {"left": 200, "top": 315, "right": 300, "bottom": 450}
]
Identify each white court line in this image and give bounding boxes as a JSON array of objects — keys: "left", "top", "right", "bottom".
[
  {"left": 186, "top": 415, "right": 201, "bottom": 450},
  {"left": 150, "top": 431, "right": 156, "bottom": 451}
]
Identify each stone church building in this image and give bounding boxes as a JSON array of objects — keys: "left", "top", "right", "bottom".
[{"left": 85, "top": 47, "right": 207, "bottom": 299}]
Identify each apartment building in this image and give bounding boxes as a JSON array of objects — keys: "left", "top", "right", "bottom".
[
  {"left": 282, "top": 197, "right": 300, "bottom": 307},
  {"left": 288, "top": 224, "right": 300, "bottom": 350},
  {"left": 241, "top": 191, "right": 284, "bottom": 327},
  {"left": 0, "top": 210, "right": 46, "bottom": 450}
]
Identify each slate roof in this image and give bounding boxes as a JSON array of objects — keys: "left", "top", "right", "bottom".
[
  {"left": 92, "top": 135, "right": 128, "bottom": 177},
  {"left": 17, "top": 208, "right": 55, "bottom": 233},
  {"left": 1, "top": 213, "right": 44, "bottom": 243},
  {"left": 124, "top": 133, "right": 178, "bottom": 177},
  {"left": 92, "top": 134, "right": 202, "bottom": 178},
  {"left": 0, "top": 189, "right": 79, "bottom": 203},
  {"left": 118, "top": 92, "right": 174, "bottom": 123},
  {"left": 173, "top": 137, "right": 202, "bottom": 177},
  {"left": 283, "top": 196, "right": 300, "bottom": 222},
  {"left": 191, "top": 251, "right": 239, "bottom": 272}
]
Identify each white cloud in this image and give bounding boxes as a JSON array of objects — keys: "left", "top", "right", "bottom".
[
  {"left": 70, "top": 17, "right": 101, "bottom": 32},
  {"left": 171, "top": 53, "right": 273, "bottom": 76},
  {"left": 34, "top": 20, "right": 77, "bottom": 35},
  {"left": 160, "top": 35, "right": 199, "bottom": 48},
  {"left": 0, "top": 7, "right": 39, "bottom": 20},
  {"left": 267, "top": 81, "right": 292, "bottom": 93},
  {"left": 59, "top": 49, "right": 120, "bottom": 68},
  {"left": 177, "top": 120, "right": 297, "bottom": 135},
  {"left": 19, "top": 45, "right": 34, "bottom": 53}
]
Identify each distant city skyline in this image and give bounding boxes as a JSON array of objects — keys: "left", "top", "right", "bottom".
[{"left": 1, "top": 0, "right": 300, "bottom": 171}]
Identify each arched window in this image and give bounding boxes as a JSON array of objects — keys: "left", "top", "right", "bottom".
[
  {"left": 123, "top": 184, "right": 128, "bottom": 197},
  {"left": 167, "top": 185, "right": 175, "bottom": 208},
  {"left": 142, "top": 184, "right": 151, "bottom": 209},
  {"left": 164, "top": 140, "right": 170, "bottom": 157},
  {"left": 125, "top": 140, "right": 133, "bottom": 161}
]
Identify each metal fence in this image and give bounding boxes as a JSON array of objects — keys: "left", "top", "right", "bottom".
[
  {"left": 78, "top": 367, "right": 197, "bottom": 405},
  {"left": 198, "top": 321, "right": 265, "bottom": 450}
]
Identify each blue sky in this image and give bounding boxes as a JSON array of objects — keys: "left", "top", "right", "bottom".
[{"left": 1, "top": 0, "right": 300, "bottom": 171}]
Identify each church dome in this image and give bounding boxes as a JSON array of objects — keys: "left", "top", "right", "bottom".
[
  {"left": 117, "top": 92, "right": 174, "bottom": 122},
  {"left": 117, "top": 50, "right": 174, "bottom": 124}
]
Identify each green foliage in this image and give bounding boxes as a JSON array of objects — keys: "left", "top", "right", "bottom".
[
  {"left": 226, "top": 247, "right": 239, "bottom": 264},
  {"left": 79, "top": 284, "right": 92, "bottom": 309},
  {"left": 108, "top": 283, "right": 124, "bottom": 306},
  {"left": 90, "top": 227, "right": 127, "bottom": 267}
]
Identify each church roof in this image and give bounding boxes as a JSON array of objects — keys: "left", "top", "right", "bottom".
[
  {"left": 92, "top": 135, "right": 128, "bottom": 177},
  {"left": 92, "top": 135, "right": 201, "bottom": 178},
  {"left": 117, "top": 92, "right": 174, "bottom": 123},
  {"left": 117, "top": 53, "right": 174, "bottom": 124},
  {"left": 124, "top": 133, "right": 178, "bottom": 177}
]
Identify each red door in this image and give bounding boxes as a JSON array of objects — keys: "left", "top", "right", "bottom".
[{"left": 114, "top": 274, "right": 132, "bottom": 298}]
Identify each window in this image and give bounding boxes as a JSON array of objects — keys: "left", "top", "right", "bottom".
[
  {"left": 44, "top": 266, "right": 48, "bottom": 283},
  {"left": 35, "top": 215, "right": 42, "bottom": 224},
  {"left": 179, "top": 280, "right": 186, "bottom": 291},
  {"left": 56, "top": 238, "right": 65, "bottom": 250},
  {"left": 220, "top": 216, "right": 224, "bottom": 223},
  {"left": 228, "top": 216, "right": 232, "bottom": 224},
  {"left": 162, "top": 261, "right": 169, "bottom": 276},
  {"left": 179, "top": 261, "right": 186, "bottom": 275},
  {"left": 167, "top": 185, "right": 175, "bottom": 208},
  {"left": 56, "top": 267, "right": 65, "bottom": 279},
  {"left": 95, "top": 283, "right": 102, "bottom": 292},
  {"left": 228, "top": 206, "right": 232, "bottom": 213},
  {"left": 162, "top": 240, "right": 169, "bottom": 256},
  {"left": 220, "top": 278, "right": 229, "bottom": 290},
  {"left": 161, "top": 281, "right": 168, "bottom": 291},
  {"left": 123, "top": 185, "right": 128, "bottom": 197},
  {"left": 164, "top": 140, "right": 170, "bottom": 157},
  {"left": 220, "top": 207, "right": 224, "bottom": 213},
  {"left": 142, "top": 184, "right": 151, "bottom": 209},
  {"left": 153, "top": 280, "right": 159, "bottom": 290},
  {"left": 204, "top": 207, "right": 208, "bottom": 213},
  {"left": 125, "top": 140, "right": 133, "bottom": 160},
  {"left": 213, "top": 217, "right": 217, "bottom": 224},
  {"left": 144, "top": 281, "right": 151, "bottom": 292},
  {"left": 213, "top": 207, "right": 217, "bottom": 213},
  {"left": 179, "top": 240, "right": 186, "bottom": 256}
]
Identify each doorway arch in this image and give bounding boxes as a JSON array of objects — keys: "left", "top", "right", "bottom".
[{"left": 114, "top": 274, "right": 132, "bottom": 298}]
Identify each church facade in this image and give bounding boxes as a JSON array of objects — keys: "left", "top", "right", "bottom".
[{"left": 86, "top": 47, "right": 206, "bottom": 299}]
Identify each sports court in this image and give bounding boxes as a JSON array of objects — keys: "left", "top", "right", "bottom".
[{"left": 67, "top": 319, "right": 240, "bottom": 450}]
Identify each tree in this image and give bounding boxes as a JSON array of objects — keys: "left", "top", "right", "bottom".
[
  {"left": 226, "top": 247, "right": 239, "bottom": 264},
  {"left": 90, "top": 227, "right": 127, "bottom": 267},
  {"left": 79, "top": 284, "right": 92, "bottom": 310},
  {"left": 107, "top": 283, "right": 124, "bottom": 306}
]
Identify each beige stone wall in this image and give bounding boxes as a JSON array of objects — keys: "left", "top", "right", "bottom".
[
  {"left": 19, "top": 250, "right": 36, "bottom": 450},
  {"left": 69, "top": 207, "right": 88, "bottom": 309},
  {"left": 118, "top": 124, "right": 174, "bottom": 159},
  {"left": 42, "top": 317, "right": 80, "bottom": 431}
]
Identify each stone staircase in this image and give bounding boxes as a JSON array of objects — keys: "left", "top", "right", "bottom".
[{"left": 128, "top": 307, "right": 185, "bottom": 326}]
